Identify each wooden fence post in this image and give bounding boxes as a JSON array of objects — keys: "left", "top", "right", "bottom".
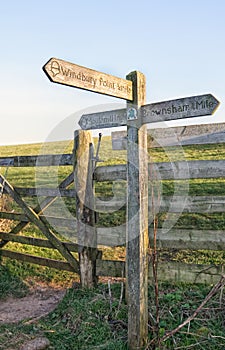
[
  {"left": 74, "top": 130, "right": 97, "bottom": 288},
  {"left": 126, "top": 71, "right": 149, "bottom": 349}
]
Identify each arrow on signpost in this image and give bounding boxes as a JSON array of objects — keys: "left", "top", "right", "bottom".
[
  {"left": 141, "top": 94, "right": 219, "bottom": 124},
  {"left": 43, "top": 57, "right": 133, "bottom": 101},
  {"left": 78, "top": 109, "right": 127, "bottom": 130},
  {"left": 78, "top": 94, "right": 220, "bottom": 130}
]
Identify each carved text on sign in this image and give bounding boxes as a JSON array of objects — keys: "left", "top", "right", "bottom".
[{"left": 43, "top": 58, "right": 133, "bottom": 100}]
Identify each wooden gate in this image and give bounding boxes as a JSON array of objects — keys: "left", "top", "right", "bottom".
[
  {"left": 0, "top": 133, "right": 111, "bottom": 287},
  {"left": 0, "top": 154, "right": 80, "bottom": 273}
]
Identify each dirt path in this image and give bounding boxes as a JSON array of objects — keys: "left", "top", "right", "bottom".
[{"left": 0, "top": 286, "right": 66, "bottom": 324}]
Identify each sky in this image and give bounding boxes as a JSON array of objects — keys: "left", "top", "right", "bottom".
[{"left": 1, "top": 0, "right": 225, "bottom": 146}]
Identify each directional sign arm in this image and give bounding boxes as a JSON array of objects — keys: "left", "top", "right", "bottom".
[
  {"left": 78, "top": 108, "right": 127, "bottom": 130},
  {"left": 43, "top": 58, "right": 133, "bottom": 101},
  {"left": 141, "top": 94, "right": 220, "bottom": 125}
]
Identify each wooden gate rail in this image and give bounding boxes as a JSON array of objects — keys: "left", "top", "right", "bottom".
[
  {"left": 112, "top": 122, "right": 225, "bottom": 149},
  {"left": 2, "top": 155, "right": 225, "bottom": 180},
  {"left": 0, "top": 212, "right": 77, "bottom": 230},
  {"left": 13, "top": 188, "right": 75, "bottom": 197},
  {"left": 1, "top": 216, "right": 225, "bottom": 250},
  {"left": 94, "top": 159, "right": 225, "bottom": 181},
  {"left": 0, "top": 154, "right": 73, "bottom": 167},
  {"left": 2, "top": 194, "right": 225, "bottom": 215},
  {"left": 0, "top": 248, "right": 223, "bottom": 285},
  {"left": 0, "top": 232, "right": 78, "bottom": 251},
  {"left": 0, "top": 250, "right": 76, "bottom": 272}
]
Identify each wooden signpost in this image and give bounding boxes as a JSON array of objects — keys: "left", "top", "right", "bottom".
[
  {"left": 126, "top": 71, "right": 149, "bottom": 348},
  {"left": 43, "top": 57, "right": 220, "bottom": 350},
  {"left": 78, "top": 93, "right": 219, "bottom": 130}
]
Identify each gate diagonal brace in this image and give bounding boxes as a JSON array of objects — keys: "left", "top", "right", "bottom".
[
  {"left": 0, "top": 174, "right": 79, "bottom": 273},
  {"left": 0, "top": 172, "right": 74, "bottom": 248}
]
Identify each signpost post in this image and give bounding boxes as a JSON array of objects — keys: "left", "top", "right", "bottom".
[
  {"left": 126, "top": 71, "right": 149, "bottom": 349},
  {"left": 43, "top": 57, "right": 220, "bottom": 350}
]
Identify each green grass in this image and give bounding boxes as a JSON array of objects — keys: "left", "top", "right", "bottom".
[
  {"left": 0, "top": 282, "right": 224, "bottom": 349},
  {"left": 1, "top": 257, "right": 77, "bottom": 289},
  {"left": 0, "top": 264, "right": 28, "bottom": 299},
  {"left": 0, "top": 140, "right": 73, "bottom": 157},
  {"left": 153, "top": 282, "right": 225, "bottom": 350},
  {"left": 0, "top": 284, "right": 128, "bottom": 350}
]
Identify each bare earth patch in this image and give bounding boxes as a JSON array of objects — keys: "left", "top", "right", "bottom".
[{"left": 0, "top": 285, "right": 66, "bottom": 324}]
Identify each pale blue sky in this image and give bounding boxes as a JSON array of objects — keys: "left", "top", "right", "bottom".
[{"left": 1, "top": 0, "right": 225, "bottom": 145}]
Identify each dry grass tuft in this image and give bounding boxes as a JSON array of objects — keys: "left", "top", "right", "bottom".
[{"left": 0, "top": 195, "right": 13, "bottom": 232}]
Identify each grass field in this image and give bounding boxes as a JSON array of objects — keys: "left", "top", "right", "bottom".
[
  {"left": 0, "top": 137, "right": 225, "bottom": 349},
  {"left": 0, "top": 268, "right": 224, "bottom": 349}
]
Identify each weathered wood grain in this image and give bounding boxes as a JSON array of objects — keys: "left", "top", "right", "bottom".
[
  {"left": 155, "top": 261, "right": 223, "bottom": 285},
  {"left": 74, "top": 130, "right": 97, "bottom": 287},
  {"left": 142, "top": 94, "right": 219, "bottom": 124},
  {"left": 43, "top": 57, "right": 133, "bottom": 101},
  {"left": 96, "top": 259, "right": 125, "bottom": 278},
  {"left": 1, "top": 249, "right": 75, "bottom": 272},
  {"left": 152, "top": 228, "right": 225, "bottom": 251},
  {"left": 97, "top": 225, "right": 126, "bottom": 246},
  {"left": 152, "top": 195, "right": 225, "bottom": 213},
  {"left": 149, "top": 122, "right": 225, "bottom": 147},
  {"left": 79, "top": 109, "right": 127, "bottom": 130},
  {"left": 96, "top": 226, "right": 225, "bottom": 250},
  {"left": 112, "top": 122, "right": 225, "bottom": 150},
  {"left": 126, "top": 71, "right": 148, "bottom": 349},
  {"left": 96, "top": 195, "right": 225, "bottom": 213},
  {"left": 4, "top": 193, "right": 225, "bottom": 215},
  {"left": 1, "top": 198, "right": 225, "bottom": 251},
  {"left": 1, "top": 250, "right": 221, "bottom": 285},
  {"left": 14, "top": 187, "right": 75, "bottom": 197},
  {"left": 94, "top": 160, "right": 225, "bottom": 181},
  {"left": 94, "top": 164, "right": 127, "bottom": 181},
  {"left": 0, "top": 212, "right": 77, "bottom": 230},
  {"left": 0, "top": 154, "right": 73, "bottom": 167},
  {"left": 0, "top": 232, "right": 78, "bottom": 251},
  {"left": 1, "top": 154, "right": 225, "bottom": 181},
  {"left": 96, "top": 259, "right": 223, "bottom": 285},
  {"left": 2, "top": 220, "right": 223, "bottom": 251},
  {"left": 5, "top": 193, "right": 225, "bottom": 214}
]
